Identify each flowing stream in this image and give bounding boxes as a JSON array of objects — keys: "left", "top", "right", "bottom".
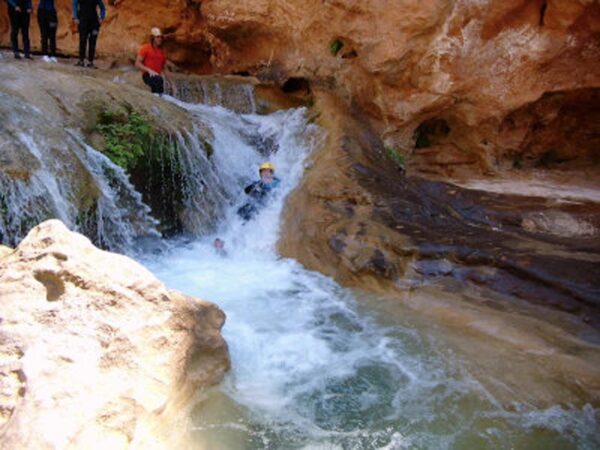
[
  {"left": 141, "top": 100, "right": 600, "bottom": 449},
  {"left": 1, "top": 58, "right": 597, "bottom": 448}
]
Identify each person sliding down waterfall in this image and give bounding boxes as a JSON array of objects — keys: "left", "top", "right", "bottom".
[
  {"left": 237, "top": 162, "right": 281, "bottom": 221},
  {"left": 135, "top": 27, "right": 174, "bottom": 96}
]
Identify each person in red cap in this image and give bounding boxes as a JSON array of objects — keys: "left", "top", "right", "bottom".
[{"left": 135, "top": 27, "right": 174, "bottom": 95}]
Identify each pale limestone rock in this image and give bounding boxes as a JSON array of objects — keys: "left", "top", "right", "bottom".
[
  {"left": 0, "top": 245, "right": 11, "bottom": 259},
  {"left": 522, "top": 211, "right": 597, "bottom": 237},
  {"left": 0, "top": 220, "right": 230, "bottom": 449}
]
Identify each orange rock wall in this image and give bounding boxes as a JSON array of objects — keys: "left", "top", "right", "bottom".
[{"left": 1, "top": 0, "right": 598, "bottom": 174}]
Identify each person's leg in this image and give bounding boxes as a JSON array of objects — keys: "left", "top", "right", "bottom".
[
  {"left": 48, "top": 11, "right": 58, "bottom": 57},
  {"left": 143, "top": 74, "right": 165, "bottom": 94},
  {"left": 142, "top": 73, "right": 153, "bottom": 91},
  {"left": 151, "top": 76, "right": 165, "bottom": 94},
  {"left": 38, "top": 9, "right": 48, "bottom": 55},
  {"left": 87, "top": 23, "right": 99, "bottom": 65},
  {"left": 9, "top": 8, "right": 20, "bottom": 57},
  {"left": 21, "top": 11, "right": 31, "bottom": 58},
  {"left": 78, "top": 21, "right": 89, "bottom": 64}
]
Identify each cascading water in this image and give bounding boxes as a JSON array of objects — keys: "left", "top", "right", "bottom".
[
  {"left": 142, "top": 100, "right": 600, "bottom": 449},
  {"left": 175, "top": 77, "right": 257, "bottom": 114},
  {"left": 0, "top": 93, "right": 159, "bottom": 250}
]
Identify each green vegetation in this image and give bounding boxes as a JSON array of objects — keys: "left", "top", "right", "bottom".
[
  {"left": 97, "top": 109, "right": 155, "bottom": 171},
  {"left": 93, "top": 104, "right": 185, "bottom": 234},
  {"left": 385, "top": 146, "right": 406, "bottom": 169},
  {"left": 330, "top": 39, "right": 344, "bottom": 56}
]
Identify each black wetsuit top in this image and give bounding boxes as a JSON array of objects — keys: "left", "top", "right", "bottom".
[
  {"left": 238, "top": 177, "right": 281, "bottom": 220},
  {"left": 244, "top": 178, "right": 281, "bottom": 203}
]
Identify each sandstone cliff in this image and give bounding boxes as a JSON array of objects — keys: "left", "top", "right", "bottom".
[
  {"left": 0, "top": 220, "right": 230, "bottom": 449},
  {"left": 1, "top": 0, "right": 597, "bottom": 175}
]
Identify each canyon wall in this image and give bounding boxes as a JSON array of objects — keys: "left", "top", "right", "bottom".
[{"left": 1, "top": 0, "right": 598, "bottom": 175}]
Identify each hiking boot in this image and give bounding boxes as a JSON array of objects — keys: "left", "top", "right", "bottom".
[
  {"left": 75, "top": 60, "right": 84, "bottom": 67},
  {"left": 24, "top": 54, "right": 33, "bottom": 60},
  {"left": 14, "top": 53, "right": 21, "bottom": 60},
  {"left": 86, "top": 61, "right": 97, "bottom": 69}
]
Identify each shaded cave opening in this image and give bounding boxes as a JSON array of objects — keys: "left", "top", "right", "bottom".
[
  {"left": 281, "top": 77, "right": 311, "bottom": 95},
  {"left": 414, "top": 118, "right": 451, "bottom": 149}
]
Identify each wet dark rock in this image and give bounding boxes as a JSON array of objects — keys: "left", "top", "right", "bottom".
[
  {"left": 280, "top": 93, "right": 600, "bottom": 328},
  {"left": 367, "top": 249, "right": 396, "bottom": 279},
  {"left": 329, "top": 235, "right": 346, "bottom": 254}
]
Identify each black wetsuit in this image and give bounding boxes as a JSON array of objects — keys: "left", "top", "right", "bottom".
[
  {"left": 73, "top": 0, "right": 106, "bottom": 64},
  {"left": 38, "top": 0, "right": 57, "bottom": 57},
  {"left": 237, "top": 178, "right": 281, "bottom": 221},
  {"left": 7, "top": 0, "right": 31, "bottom": 58}
]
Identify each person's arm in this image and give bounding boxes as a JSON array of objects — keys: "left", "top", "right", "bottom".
[
  {"left": 97, "top": 0, "right": 106, "bottom": 21},
  {"left": 135, "top": 51, "right": 159, "bottom": 77},
  {"left": 26, "top": 0, "right": 32, "bottom": 12},
  {"left": 163, "top": 64, "right": 176, "bottom": 94},
  {"left": 244, "top": 182, "right": 258, "bottom": 194},
  {"left": 72, "top": 0, "right": 79, "bottom": 22}
]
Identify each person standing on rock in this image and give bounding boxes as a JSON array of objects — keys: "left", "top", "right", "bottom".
[
  {"left": 7, "top": 0, "right": 32, "bottom": 59},
  {"left": 37, "top": 0, "right": 58, "bottom": 61},
  {"left": 73, "top": 0, "right": 106, "bottom": 68},
  {"left": 135, "top": 27, "right": 174, "bottom": 95}
]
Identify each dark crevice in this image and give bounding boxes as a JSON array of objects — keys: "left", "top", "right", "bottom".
[
  {"left": 281, "top": 77, "right": 311, "bottom": 94},
  {"left": 414, "top": 118, "right": 451, "bottom": 149},
  {"left": 539, "top": 1, "right": 548, "bottom": 26}
]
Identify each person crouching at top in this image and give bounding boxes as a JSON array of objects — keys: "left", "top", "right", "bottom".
[
  {"left": 7, "top": 0, "right": 32, "bottom": 59},
  {"left": 38, "top": 0, "right": 58, "bottom": 61},
  {"left": 73, "top": 0, "right": 106, "bottom": 68},
  {"left": 135, "top": 28, "right": 174, "bottom": 95}
]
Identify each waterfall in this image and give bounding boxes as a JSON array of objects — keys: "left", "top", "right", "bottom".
[
  {"left": 140, "top": 99, "right": 599, "bottom": 450},
  {"left": 174, "top": 77, "right": 257, "bottom": 114},
  {"left": 0, "top": 83, "right": 256, "bottom": 252},
  {"left": 0, "top": 92, "right": 159, "bottom": 251},
  {"left": 2, "top": 75, "right": 597, "bottom": 448}
]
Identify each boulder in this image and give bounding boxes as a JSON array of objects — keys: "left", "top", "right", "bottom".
[
  {"left": 0, "top": 220, "right": 230, "bottom": 449},
  {"left": 0, "top": 245, "right": 12, "bottom": 259}
]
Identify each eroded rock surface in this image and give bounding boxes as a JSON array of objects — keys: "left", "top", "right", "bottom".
[
  {"left": 0, "top": 220, "right": 230, "bottom": 449},
  {"left": 279, "top": 92, "right": 600, "bottom": 327},
  {"left": 1, "top": 0, "right": 597, "bottom": 176}
]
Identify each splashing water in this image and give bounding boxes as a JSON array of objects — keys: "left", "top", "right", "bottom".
[
  {"left": 142, "top": 101, "right": 600, "bottom": 449},
  {"left": 0, "top": 92, "right": 160, "bottom": 250}
]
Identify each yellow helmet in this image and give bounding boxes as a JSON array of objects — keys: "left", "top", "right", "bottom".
[{"left": 259, "top": 162, "right": 275, "bottom": 173}]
